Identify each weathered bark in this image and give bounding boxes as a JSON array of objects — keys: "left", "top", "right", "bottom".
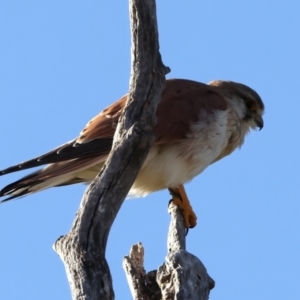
[
  {"left": 53, "top": 0, "right": 169, "bottom": 299},
  {"left": 123, "top": 203, "right": 215, "bottom": 300},
  {"left": 123, "top": 243, "right": 162, "bottom": 300}
]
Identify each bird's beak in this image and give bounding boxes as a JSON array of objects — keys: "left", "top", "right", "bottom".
[{"left": 255, "top": 116, "right": 264, "bottom": 130}]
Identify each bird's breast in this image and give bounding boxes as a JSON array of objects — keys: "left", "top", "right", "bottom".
[{"left": 129, "top": 110, "right": 232, "bottom": 197}]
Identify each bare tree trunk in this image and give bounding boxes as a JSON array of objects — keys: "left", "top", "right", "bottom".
[
  {"left": 53, "top": 0, "right": 169, "bottom": 299},
  {"left": 123, "top": 203, "right": 215, "bottom": 300}
]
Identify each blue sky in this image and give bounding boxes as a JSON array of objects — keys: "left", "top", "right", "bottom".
[{"left": 0, "top": 1, "right": 299, "bottom": 299}]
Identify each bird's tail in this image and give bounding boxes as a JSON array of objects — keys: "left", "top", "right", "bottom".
[{"left": 0, "top": 156, "right": 105, "bottom": 202}]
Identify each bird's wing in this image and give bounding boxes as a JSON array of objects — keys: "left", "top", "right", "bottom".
[{"left": 0, "top": 96, "right": 127, "bottom": 176}]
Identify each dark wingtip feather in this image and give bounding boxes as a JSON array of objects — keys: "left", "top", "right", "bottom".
[
  {"left": 0, "top": 159, "right": 45, "bottom": 176},
  {"left": 1, "top": 166, "right": 22, "bottom": 176},
  {"left": 0, "top": 138, "right": 112, "bottom": 177}
]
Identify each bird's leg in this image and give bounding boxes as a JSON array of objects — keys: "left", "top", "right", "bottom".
[{"left": 168, "top": 184, "right": 197, "bottom": 228}]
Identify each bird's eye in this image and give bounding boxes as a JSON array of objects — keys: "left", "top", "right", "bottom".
[{"left": 246, "top": 100, "right": 256, "bottom": 112}]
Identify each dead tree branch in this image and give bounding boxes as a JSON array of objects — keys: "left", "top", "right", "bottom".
[
  {"left": 123, "top": 203, "right": 215, "bottom": 300},
  {"left": 53, "top": 0, "right": 169, "bottom": 299}
]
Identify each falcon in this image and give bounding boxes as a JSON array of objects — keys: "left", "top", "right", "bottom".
[{"left": 0, "top": 79, "right": 264, "bottom": 228}]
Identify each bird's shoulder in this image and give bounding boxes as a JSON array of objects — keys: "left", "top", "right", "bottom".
[{"left": 154, "top": 79, "right": 228, "bottom": 144}]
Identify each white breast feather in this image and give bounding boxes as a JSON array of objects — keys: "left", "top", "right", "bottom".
[{"left": 129, "top": 110, "right": 232, "bottom": 197}]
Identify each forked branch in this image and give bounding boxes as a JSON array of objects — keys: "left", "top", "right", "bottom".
[
  {"left": 53, "top": 0, "right": 169, "bottom": 299},
  {"left": 123, "top": 203, "right": 215, "bottom": 300}
]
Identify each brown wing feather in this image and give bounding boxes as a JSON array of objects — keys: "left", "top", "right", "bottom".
[
  {"left": 77, "top": 95, "right": 127, "bottom": 143},
  {"left": 78, "top": 79, "right": 228, "bottom": 145},
  {"left": 153, "top": 79, "right": 228, "bottom": 144}
]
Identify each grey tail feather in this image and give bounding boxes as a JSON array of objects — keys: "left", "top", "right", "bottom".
[
  {"left": 0, "top": 188, "right": 34, "bottom": 203},
  {"left": 0, "top": 170, "right": 43, "bottom": 202}
]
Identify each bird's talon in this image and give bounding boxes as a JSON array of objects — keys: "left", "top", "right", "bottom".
[{"left": 169, "top": 185, "right": 197, "bottom": 228}]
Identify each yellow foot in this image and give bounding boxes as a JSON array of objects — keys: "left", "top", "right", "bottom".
[{"left": 169, "top": 184, "right": 197, "bottom": 228}]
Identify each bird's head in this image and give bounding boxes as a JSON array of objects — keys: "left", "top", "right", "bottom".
[{"left": 209, "top": 80, "right": 265, "bottom": 131}]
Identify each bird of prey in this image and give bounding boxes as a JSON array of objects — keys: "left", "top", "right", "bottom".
[{"left": 0, "top": 79, "right": 264, "bottom": 228}]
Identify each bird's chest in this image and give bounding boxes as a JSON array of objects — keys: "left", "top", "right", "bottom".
[
  {"left": 131, "top": 111, "right": 238, "bottom": 195},
  {"left": 147, "top": 112, "right": 230, "bottom": 184},
  {"left": 178, "top": 112, "right": 230, "bottom": 173}
]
